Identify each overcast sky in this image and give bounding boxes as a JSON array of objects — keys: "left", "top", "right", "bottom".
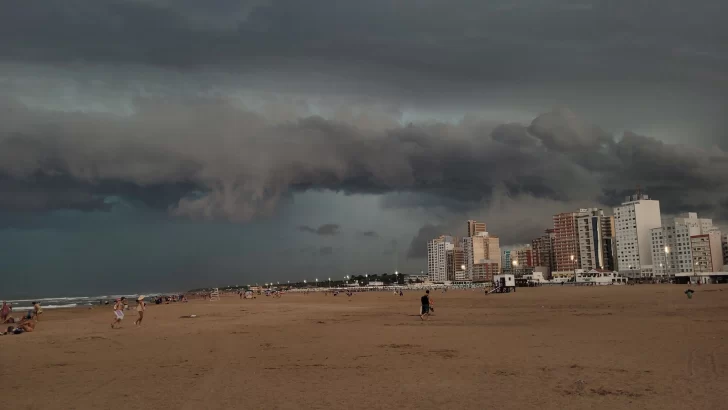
[{"left": 1, "top": 1, "right": 726, "bottom": 298}]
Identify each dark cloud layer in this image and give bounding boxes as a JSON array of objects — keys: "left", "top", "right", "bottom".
[
  {"left": 407, "top": 224, "right": 448, "bottom": 259},
  {"left": 1, "top": 1, "right": 726, "bottom": 90},
  {"left": 358, "top": 231, "right": 379, "bottom": 239},
  {"left": 298, "top": 224, "right": 341, "bottom": 236},
  {"left": 2, "top": 97, "right": 728, "bottom": 232}
]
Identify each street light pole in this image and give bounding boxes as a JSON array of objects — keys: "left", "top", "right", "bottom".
[
  {"left": 664, "top": 246, "right": 670, "bottom": 281},
  {"left": 570, "top": 255, "right": 575, "bottom": 283}
]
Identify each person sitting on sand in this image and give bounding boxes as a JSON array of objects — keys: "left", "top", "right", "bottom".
[
  {"left": 111, "top": 298, "right": 124, "bottom": 328},
  {"left": 5, "top": 320, "right": 36, "bottom": 335}
]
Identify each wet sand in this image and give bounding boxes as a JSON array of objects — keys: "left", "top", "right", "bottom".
[{"left": 2, "top": 285, "right": 727, "bottom": 410}]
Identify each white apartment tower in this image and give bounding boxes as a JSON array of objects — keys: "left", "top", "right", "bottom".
[
  {"left": 613, "top": 194, "right": 661, "bottom": 277},
  {"left": 427, "top": 236, "right": 454, "bottom": 282},
  {"left": 651, "top": 213, "right": 720, "bottom": 276}
]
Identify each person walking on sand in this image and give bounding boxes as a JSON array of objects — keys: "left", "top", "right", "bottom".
[
  {"left": 134, "top": 296, "right": 146, "bottom": 325},
  {"left": 33, "top": 301, "right": 43, "bottom": 321},
  {"left": 1, "top": 301, "right": 10, "bottom": 322},
  {"left": 111, "top": 298, "right": 124, "bottom": 328},
  {"left": 420, "top": 290, "right": 431, "bottom": 320}
]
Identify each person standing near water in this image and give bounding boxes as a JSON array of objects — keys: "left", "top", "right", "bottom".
[{"left": 134, "top": 296, "right": 146, "bottom": 325}]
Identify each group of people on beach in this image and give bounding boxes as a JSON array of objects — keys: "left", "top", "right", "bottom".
[
  {"left": 111, "top": 296, "right": 146, "bottom": 328},
  {"left": 1, "top": 301, "right": 41, "bottom": 335}
]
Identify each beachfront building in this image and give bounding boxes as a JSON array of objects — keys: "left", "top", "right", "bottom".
[
  {"left": 532, "top": 229, "right": 556, "bottom": 274},
  {"left": 650, "top": 213, "right": 718, "bottom": 277},
  {"left": 502, "top": 245, "right": 533, "bottom": 276},
  {"left": 447, "top": 245, "right": 466, "bottom": 281},
  {"left": 691, "top": 232, "right": 723, "bottom": 274},
  {"left": 463, "top": 232, "right": 500, "bottom": 281},
  {"left": 467, "top": 220, "right": 486, "bottom": 237},
  {"left": 472, "top": 262, "right": 499, "bottom": 283},
  {"left": 576, "top": 209, "right": 616, "bottom": 271},
  {"left": 614, "top": 194, "right": 661, "bottom": 278},
  {"left": 553, "top": 211, "right": 582, "bottom": 272},
  {"left": 427, "top": 236, "right": 455, "bottom": 282}
]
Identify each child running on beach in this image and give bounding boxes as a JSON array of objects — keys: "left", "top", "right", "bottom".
[
  {"left": 134, "top": 296, "right": 146, "bottom": 325},
  {"left": 111, "top": 298, "right": 124, "bottom": 328}
]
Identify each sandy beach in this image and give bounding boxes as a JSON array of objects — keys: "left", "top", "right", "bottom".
[{"left": 2, "top": 285, "right": 727, "bottom": 410}]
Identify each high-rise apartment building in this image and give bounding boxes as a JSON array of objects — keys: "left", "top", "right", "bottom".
[
  {"left": 614, "top": 194, "right": 661, "bottom": 277},
  {"left": 650, "top": 213, "right": 717, "bottom": 277},
  {"left": 576, "top": 209, "right": 615, "bottom": 271},
  {"left": 553, "top": 212, "right": 582, "bottom": 272},
  {"left": 690, "top": 232, "right": 723, "bottom": 273},
  {"left": 447, "top": 245, "right": 466, "bottom": 281},
  {"left": 723, "top": 233, "right": 728, "bottom": 267},
  {"left": 427, "top": 236, "right": 454, "bottom": 282},
  {"left": 472, "top": 262, "right": 499, "bottom": 282},
  {"left": 467, "top": 220, "right": 486, "bottom": 237},
  {"left": 532, "top": 229, "right": 556, "bottom": 273},
  {"left": 502, "top": 246, "right": 533, "bottom": 275},
  {"left": 463, "top": 232, "right": 500, "bottom": 281}
]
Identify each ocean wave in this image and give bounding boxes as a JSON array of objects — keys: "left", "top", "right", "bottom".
[{"left": 8, "top": 303, "right": 80, "bottom": 310}]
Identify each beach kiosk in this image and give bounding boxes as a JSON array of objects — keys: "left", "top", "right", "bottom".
[{"left": 491, "top": 274, "right": 516, "bottom": 293}]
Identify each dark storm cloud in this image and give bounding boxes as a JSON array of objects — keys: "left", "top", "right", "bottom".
[
  {"left": 0, "top": 174, "right": 112, "bottom": 213},
  {"left": 1, "top": 1, "right": 726, "bottom": 89},
  {"left": 319, "top": 246, "right": 333, "bottom": 256},
  {"left": 406, "top": 224, "right": 448, "bottom": 259},
  {"left": 383, "top": 238, "right": 399, "bottom": 256},
  {"left": 3, "top": 96, "right": 728, "bottom": 231},
  {"left": 357, "top": 231, "right": 379, "bottom": 239},
  {"left": 297, "top": 224, "right": 341, "bottom": 236}
]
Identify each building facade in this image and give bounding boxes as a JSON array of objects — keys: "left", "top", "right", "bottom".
[
  {"left": 472, "top": 262, "right": 499, "bottom": 282},
  {"left": 427, "top": 236, "right": 454, "bottom": 282},
  {"left": 463, "top": 233, "right": 500, "bottom": 280},
  {"left": 532, "top": 229, "right": 556, "bottom": 274},
  {"left": 553, "top": 212, "right": 581, "bottom": 272},
  {"left": 650, "top": 213, "right": 717, "bottom": 277},
  {"left": 467, "top": 220, "right": 486, "bottom": 237},
  {"left": 614, "top": 194, "right": 661, "bottom": 277},
  {"left": 502, "top": 246, "right": 533, "bottom": 276},
  {"left": 446, "top": 245, "right": 466, "bottom": 281},
  {"left": 576, "top": 209, "right": 615, "bottom": 271},
  {"left": 690, "top": 232, "right": 723, "bottom": 273},
  {"left": 723, "top": 233, "right": 728, "bottom": 267}
]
